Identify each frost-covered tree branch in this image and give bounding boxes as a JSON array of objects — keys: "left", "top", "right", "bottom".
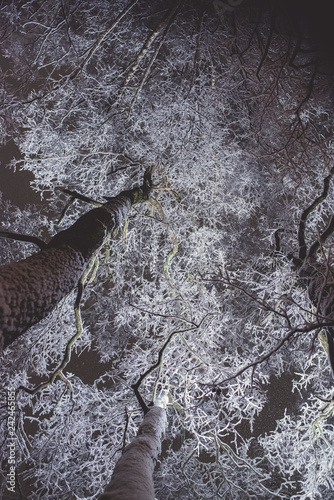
[{"left": 98, "top": 392, "right": 167, "bottom": 500}]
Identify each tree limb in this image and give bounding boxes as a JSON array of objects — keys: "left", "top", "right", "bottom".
[
  {"left": 0, "top": 231, "right": 47, "bottom": 250},
  {"left": 0, "top": 169, "right": 153, "bottom": 351},
  {"left": 307, "top": 215, "right": 334, "bottom": 260},
  {"left": 130, "top": 0, "right": 183, "bottom": 106},
  {"left": 70, "top": 0, "right": 139, "bottom": 80},
  {"left": 212, "top": 322, "right": 334, "bottom": 388},
  {"left": 62, "top": 188, "right": 103, "bottom": 207},
  {"left": 298, "top": 166, "right": 334, "bottom": 261}
]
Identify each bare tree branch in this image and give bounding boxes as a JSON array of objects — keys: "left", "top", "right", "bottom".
[
  {"left": 0, "top": 231, "right": 47, "bottom": 250},
  {"left": 298, "top": 166, "right": 334, "bottom": 261}
]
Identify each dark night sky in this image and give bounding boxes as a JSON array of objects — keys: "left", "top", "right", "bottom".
[{"left": 0, "top": 140, "right": 40, "bottom": 213}]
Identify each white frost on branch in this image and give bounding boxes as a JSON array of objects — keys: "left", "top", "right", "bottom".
[{"left": 99, "top": 405, "right": 166, "bottom": 500}]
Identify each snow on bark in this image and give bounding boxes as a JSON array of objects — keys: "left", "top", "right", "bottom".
[
  {"left": 98, "top": 405, "right": 166, "bottom": 500},
  {"left": 0, "top": 176, "right": 152, "bottom": 352}
]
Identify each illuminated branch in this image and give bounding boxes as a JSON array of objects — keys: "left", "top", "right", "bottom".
[
  {"left": 123, "top": 23, "right": 164, "bottom": 87},
  {"left": 131, "top": 325, "right": 198, "bottom": 407},
  {"left": 130, "top": 0, "right": 183, "bottom": 106},
  {"left": 70, "top": 0, "right": 139, "bottom": 80},
  {"left": 62, "top": 189, "right": 103, "bottom": 207},
  {"left": 58, "top": 189, "right": 103, "bottom": 224},
  {"left": 212, "top": 322, "right": 334, "bottom": 388},
  {"left": 208, "top": 270, "right": 292, "bottom": 323},
  {"left": 132, "top": 316, "right": 209, "bottom": 406},
  {"left": 129, "top": 301, "right": 198, "bottom": 326},
  {"left": 148, "top": 196, "right": 178, "bottom": 280}
]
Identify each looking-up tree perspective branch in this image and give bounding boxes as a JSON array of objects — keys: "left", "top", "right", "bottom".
[
  {"left": 1, "top": 1, "right": 334, "bottom": 499},
  {"left": 292, "top": 167, "right": 334, "bottom": 375},
  {"left": 0, "top": 168, "right": 153, "bottom": 351},
  {"left": 98, "top": 389, "right": 168, "bottom": 500}
]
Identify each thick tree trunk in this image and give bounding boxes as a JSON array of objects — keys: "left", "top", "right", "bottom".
[
  {"left": 0, "top": 175, "right": 151, "bottom": 352},
  {"left": 299, "top": 258, "right": 334, "bottom": 372},
  {"left": 98, "top": 405, "right": 166, "bottom": 500}
]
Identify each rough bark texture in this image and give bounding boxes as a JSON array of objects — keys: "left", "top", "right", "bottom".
[
  {"left": 0, "top": 179, "right": 151, "bottom": 352},
  {"left": 98, "top": 406, "right": 165, "bottom": 500},
  {"left": 299, "top": 258, "right": 334, "bottom": 371},
  {"left": 0, "top": 246, "right": 86, "bottom": 350}
]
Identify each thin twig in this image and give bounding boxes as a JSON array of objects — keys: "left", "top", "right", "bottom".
[
  {"left": 148, "top": 196, "right": 178, "bottom": 280},
  {"left": 212, "top": 322, "right": 334, "bottom": 387},
  {"left": 130, "top": 0, "right": 183, "bottom": 106},
  {"left": 70, "top": 0, "right": 139, "bottom": 80},
  {"left": 132, "top": 315, "right": 209, "bottom": 406}
]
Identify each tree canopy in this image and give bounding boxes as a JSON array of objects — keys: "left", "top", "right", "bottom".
[{"left": 1, "top": 1, "right": 334, "bottom": 498}]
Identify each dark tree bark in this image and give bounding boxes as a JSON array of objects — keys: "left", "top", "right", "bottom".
[
  {"left": 299, "top": 259, "right": 334, "bottom": 372},
  {"left": 0, "top": 171, "right": 152, "bottom": 352},
  {"left": 291, "top": 172, "right": 334, "bottom": 373}
]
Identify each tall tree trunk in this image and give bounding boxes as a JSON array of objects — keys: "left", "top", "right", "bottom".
[
  {"left": 98, "top": 405, "right": 166, "bottom": 500},
  {"left": 299, "top": 258, "right": 334, "bottom": 373},
  {"left": 0, "top": 172, "right": 152, "bottom": 351}
]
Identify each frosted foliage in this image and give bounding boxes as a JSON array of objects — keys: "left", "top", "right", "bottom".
[
  {"left": 1, "top": 1, "right": 334, "bottom": 499},
  {"left": 260, "top": 392, "right": 334, "bottom": 500}
]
